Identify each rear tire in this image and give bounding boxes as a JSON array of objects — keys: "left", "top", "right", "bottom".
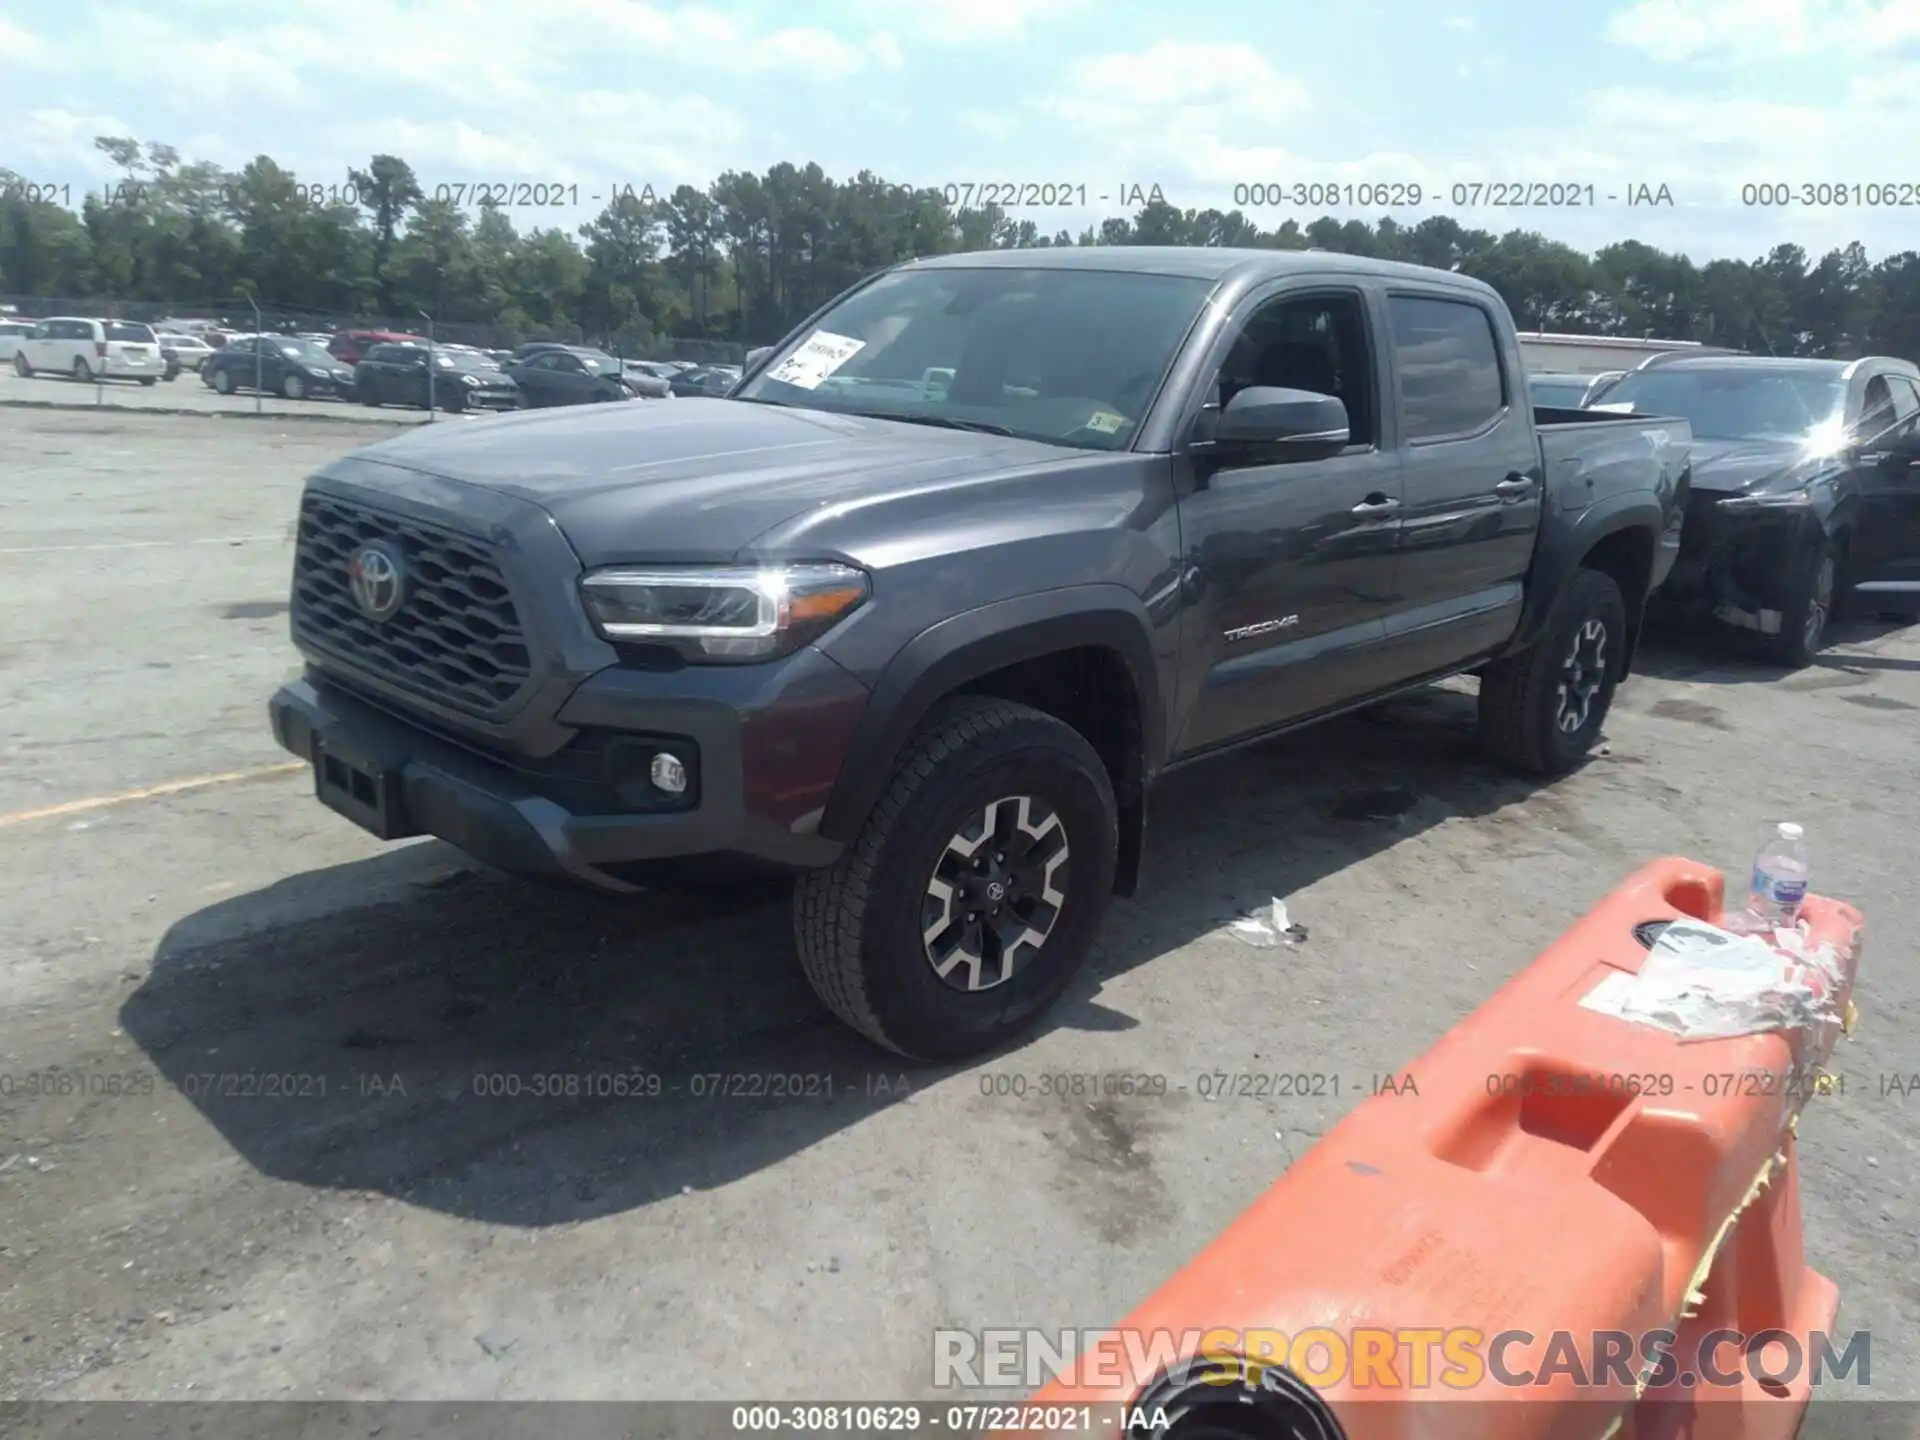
[
  {"left": 12, "top": 354, "right": 30, "bottom": 377},
  {"left": 1756, "top": 537, "right": 1837, "bottom": 669},
  {"left": 1479, "top": 567, "right": 1627, "bottom": 776},
  {"left": 139, "top": 377, "right": 157, "bottom": 387},
  {"left": 794, "top": 695, "right": 1117, "bottom": 1062},
  {"left": 72, "top": 357, "right": 93, "bottom": 382}
]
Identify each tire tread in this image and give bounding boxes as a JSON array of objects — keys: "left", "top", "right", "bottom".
[
  {"left": 1479, "top": 567, "right": 1624, "bottom": 775},
  {"left": 794, "top": 695, "right": 1069, "bottom": 1055}
]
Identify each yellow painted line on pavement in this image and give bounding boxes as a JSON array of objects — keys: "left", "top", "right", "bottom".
[
  {"left": 0, "top": 762, "right": 306, "bottom": 828},
  {"left": 0, "top": 533, "right": 285, "bottom": 555}
]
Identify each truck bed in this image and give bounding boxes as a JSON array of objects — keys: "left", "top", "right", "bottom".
[{"left": 1535, "top": 406, "right": 1691, "bottom": 515}]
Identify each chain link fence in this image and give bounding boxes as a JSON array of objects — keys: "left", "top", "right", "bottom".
[{"left": 0, "top": 295, "right": 751, "bottom": 364}]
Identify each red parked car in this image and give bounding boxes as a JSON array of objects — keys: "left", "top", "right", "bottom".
[{"left": 327, "top": 329, "right": 426, "bottom": 366}]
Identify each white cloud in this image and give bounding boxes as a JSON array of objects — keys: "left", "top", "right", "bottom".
[
  {"left": 1041, "top": 41, "right": 1310, "bottom": 135},
  {"left": 834, "top": 0, "right": 1087, "bottom": 43},
  {"left": 1607, "top": 0, "right": 1920, "bottom": 62},
  {"left": 0, "top": 109, "right": 138, "bottom": 177},
  {"left": 1444, "top": 15, "right": 1476, "bottom": 29},
  {"left": 958, "top": 109, "right": 1018, "bottom": 139},
  {"left": 0, "top": 16, "right": 56, "bottom": 66}
]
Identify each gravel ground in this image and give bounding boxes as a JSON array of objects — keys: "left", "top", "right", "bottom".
[{"left": 0, "top": 408, "right": 1915, "bottom": 1421}]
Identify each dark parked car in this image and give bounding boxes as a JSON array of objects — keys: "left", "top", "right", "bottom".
[
  {"left": 203, "top": 336, "right": 357, "bottom": 399},
  {"left": 667, "top": 364, "right": 741, "bottom": 397},
  {"left": 354, "top": 343, "right": 521, "bottom": 412},
  {"left": 327, "top": 329, "right": 426, "bottom": 366},
  {"left": 504, "top": 346, "right": 638, "bottom": 405},
  {"left": 269, "top": 247, "right": 1689, "bottom": 1059},
  {"left": 1597, "top": 352, "right": 1920, "bottom": 665},
  {"left": 619, "top": 361, "right": 673, "bottom": 397}
]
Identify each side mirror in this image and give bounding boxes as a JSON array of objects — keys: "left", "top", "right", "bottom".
[
  {"left": 744, "top": 346, "right": 772, "bottom": 369},
  {"left": 1213, "top": 386, "right": 1350, "bottom": 452}
]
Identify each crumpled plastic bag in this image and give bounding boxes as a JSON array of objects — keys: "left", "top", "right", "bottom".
[
  {"left": 1226, "top": 898, "right": 1308, "bottom": 948},
  {"left": 1582, "top": 917, "right": 1848, "bottom": 1041}
]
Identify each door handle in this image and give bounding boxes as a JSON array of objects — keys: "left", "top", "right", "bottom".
[
  {"left": 1351, "top": 495, "right": 1400, "bottom": 516},
  {"left": 1494, "top": 475, "right": 1535, "bottom": 498}
]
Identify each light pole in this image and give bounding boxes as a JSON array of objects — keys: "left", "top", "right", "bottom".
[
  {"left": 419, "top": 311, "right": 434, "bottom": 421},
  {"left": 249, "top": 296, "right": 262, "bottom": 413}
]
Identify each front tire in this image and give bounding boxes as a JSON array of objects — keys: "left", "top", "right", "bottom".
[
  {"left": 1479, "top": 567, "right": 1627, "bottom": 776},
  {"left": 794, "top": 696, "right": 1118, "bottom": 1062},
  {"left": 211, "top": 367, "right": 234, "bottom": 394},
  {"left": 1756, "top": 538, "right": 1837, "bottom": 669},
  {"left": 282, "top": 373, "right": 307, "bottom": 400}
]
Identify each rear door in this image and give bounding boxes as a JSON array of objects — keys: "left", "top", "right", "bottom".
[
  {"left": 548, "top": 352, "right": 597, "bottom": 403},
  {"left": 222, "top": 338, "right": 258, "bottom": 388},
  {"left": 360, "top": 344, "right": 392, "bottom": 400},
  {"left": 1381, "top": 290, "right": 1542, "bottom": 674},
  {"left": 1848, "top": 373, "right": 1920, "bottom": 598},
  {"left": 105, "top": 321, "right": 160, "bottom": 374},
  {"left": 1171, "top": 281, "right": 1407, "bottom": 753}
]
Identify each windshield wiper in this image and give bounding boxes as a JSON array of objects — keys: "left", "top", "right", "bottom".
[{"left": 842, "top": 409, "right": 1017, "bottom": 437}]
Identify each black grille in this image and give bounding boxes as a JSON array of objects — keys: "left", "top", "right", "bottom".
[{"left": 292, "top": 491, "right": 533, "bottom": 715}]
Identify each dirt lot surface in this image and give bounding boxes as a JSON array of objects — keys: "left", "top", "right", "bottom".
[{"left": 1, "top": 408, "right": 1915, "bottom": 1417}]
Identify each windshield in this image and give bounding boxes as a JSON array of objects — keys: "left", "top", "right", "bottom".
[
  {"left": 105, "top": 322, "right": 155, "bottom": 343},
  {"left": 434, "top": 349, "right": 494, "bottom": 370},
  {"left": 734, "top": 265, "right": 1214, "bottom": 449},
  {"left": 579, "top": 355, "right": 622, "bottom": 375},
  {"left": 1595, "top": 366, "right": 1845, "bottom": 441},
  {"left": 279, "top": 340, "right": 336, "bottom": 365}
]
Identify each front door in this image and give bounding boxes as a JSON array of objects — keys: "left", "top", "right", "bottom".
[
  {"left": 1172, "top": 285, "right": 1406, "bottom": 755},
  {"left": 1848, "top": 374, "right": 1920, "bottom": 600}
]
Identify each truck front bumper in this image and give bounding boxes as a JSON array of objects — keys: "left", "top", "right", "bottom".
[{"left": 269, "top": 651, "right": 868, "bottom": 892}]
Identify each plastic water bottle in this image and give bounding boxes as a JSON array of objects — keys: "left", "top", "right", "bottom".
[{"left": 1745, "top": 822, "right": 1810, "bottom": 930}]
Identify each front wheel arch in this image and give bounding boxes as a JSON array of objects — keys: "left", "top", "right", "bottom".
[{"left": 817, "top": 594, "right": 1163, "bottom": 895}]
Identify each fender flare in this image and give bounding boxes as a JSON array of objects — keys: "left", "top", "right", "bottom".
[
  {"left": 818, "top": 585, "right": 1166, "bottom": 844},
  {"left": 1508, "top": 496, "right": 1664, "bottom": 661}
]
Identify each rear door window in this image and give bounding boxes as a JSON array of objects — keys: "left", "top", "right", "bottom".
[
  {"left": 1388, "top": 294, "right": 1508, "bottom": 441},
  {"left": 105, "top": 322, "right": 155, "bottom": 343}
]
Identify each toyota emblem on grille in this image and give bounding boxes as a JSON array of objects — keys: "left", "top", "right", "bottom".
[{"left": 347, "top": 541, "right": 406, "bottom": 620}]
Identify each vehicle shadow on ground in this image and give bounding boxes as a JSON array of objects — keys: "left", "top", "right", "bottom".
[
  {"left": 123, "top": 682, "right": 1581, "bottom": 1227},
  {"left": 1632, "top": 617, "right": 1914, "bottom": 685}
]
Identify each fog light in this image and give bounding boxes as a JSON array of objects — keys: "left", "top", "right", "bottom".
[{"left": 650, "top": 752, "right": 687, "bottom": 793}]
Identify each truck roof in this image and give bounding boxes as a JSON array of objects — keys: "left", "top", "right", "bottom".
[{"left": 904, "top": 246, "right": 1506, "bottom": 300}]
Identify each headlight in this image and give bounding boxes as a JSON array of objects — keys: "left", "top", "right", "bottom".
[
  {"left": 461, "top": 373, "right": 480, "bottom": 385},
  {"left": 1719, "top": 489, "right": 1814, "bottom": 511},
  {"left": 579, "top": 563, "right": 869, "bottom": 661}
]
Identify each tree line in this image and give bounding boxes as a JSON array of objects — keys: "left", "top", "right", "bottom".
[{"left": 2, "top": 138, "right": 1918, "bottom": 361}]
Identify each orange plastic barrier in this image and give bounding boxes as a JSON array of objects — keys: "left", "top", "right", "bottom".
[{"left": 1006, "top": 857, "right": 1863, "bottom": 1440}]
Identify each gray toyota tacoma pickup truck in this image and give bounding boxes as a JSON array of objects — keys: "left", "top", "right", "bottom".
[{"left": 269, "top": 247, "right": 1691, "bottom": 1061}]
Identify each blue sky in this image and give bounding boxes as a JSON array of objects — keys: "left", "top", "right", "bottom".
[{"left": 3, "top": 0, "right": 1916, "bottom": 263}]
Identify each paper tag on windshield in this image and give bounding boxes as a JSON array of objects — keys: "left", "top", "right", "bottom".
[
  {"left": 1085, "top": 409, "right": 1128, "bottom": 434},
  {"left": 1588, "top": 401, "right": 1635, "bottom": 413},
  {"left": 767, "top": 331, "right": 865, "bottom": 390}
]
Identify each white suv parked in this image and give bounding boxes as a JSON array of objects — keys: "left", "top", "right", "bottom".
[
  {"left": 13, "top": 317, "right": 164, "bottom": 384},
  {"left": 0, "top": 318, "right": 35, "bottom": 363}
]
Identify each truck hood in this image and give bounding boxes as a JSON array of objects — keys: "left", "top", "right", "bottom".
[
  {"left": 1687, "top": 436, "right": 1830, "bottom": 496},
  {"left": 339, "top": 397, "right": 1070, "bottom": 565}
]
